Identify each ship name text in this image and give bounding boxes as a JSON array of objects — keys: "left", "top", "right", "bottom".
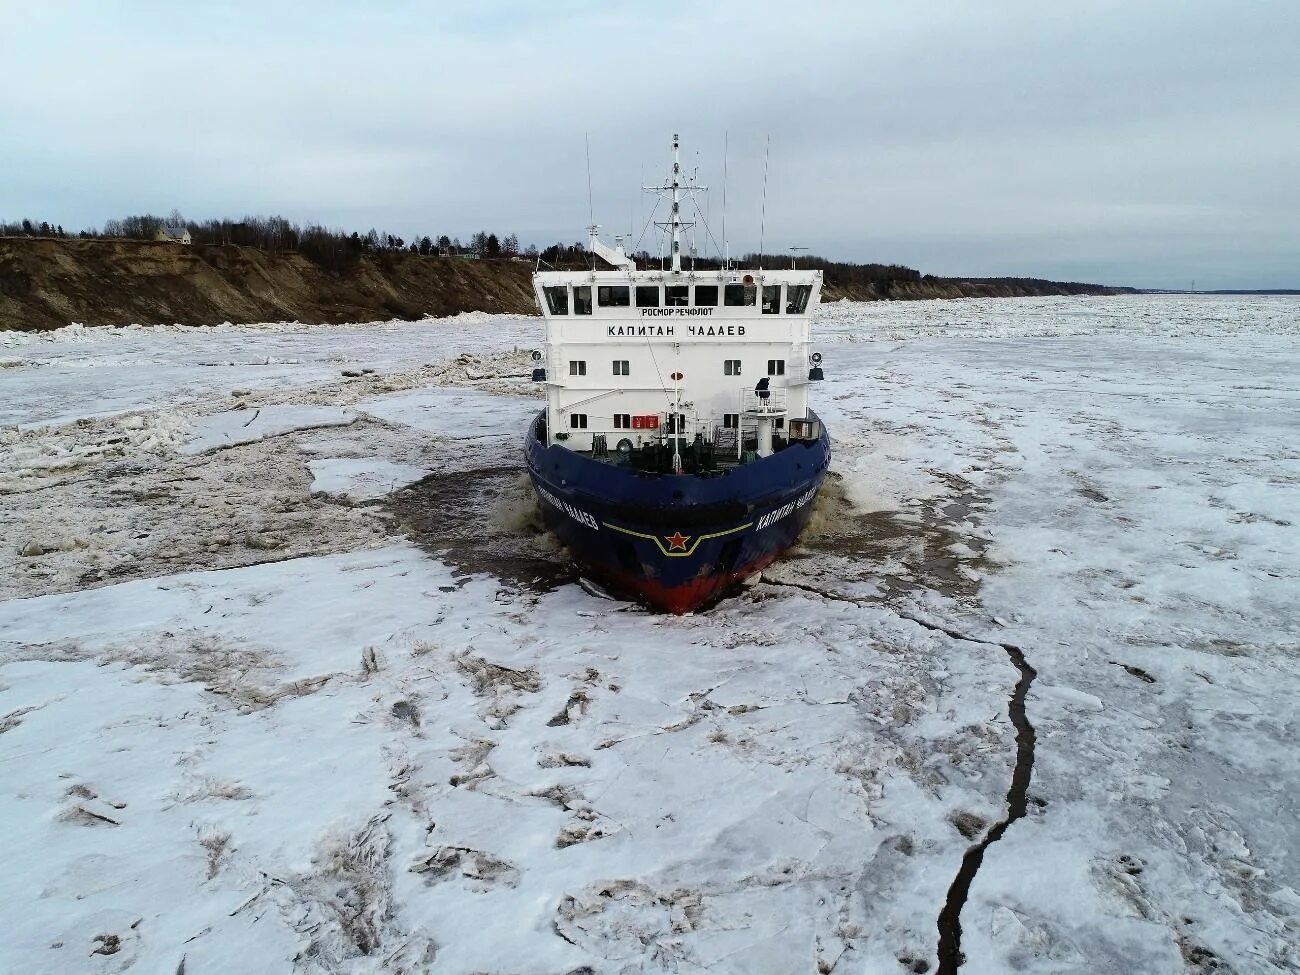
[
  {"left": 756, "top": 487, "right": 818, "bottom": 531},
  {"left": 605, "top": 323, "right": 749, "bottom": 338},
  {"left": 608, "top": 324, "right": 676, "bottom": 337},
  {"left": 687, "top": 324, "right": 746, "bottom": 337},
  {"left": 537, "top": 486, "right": 600, "bottom": 530}
]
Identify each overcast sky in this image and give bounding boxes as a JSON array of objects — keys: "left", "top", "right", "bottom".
[{"left": 3, "top": 1, "right": 1297, "bottom": 288}]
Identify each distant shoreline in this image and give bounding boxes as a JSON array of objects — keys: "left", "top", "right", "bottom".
[
  {"left": 1140, "top": 289, "right": 1300, "bottom": 296},
  {"left": 2, "top": 236, "right": 1135, "bottom": 331}
]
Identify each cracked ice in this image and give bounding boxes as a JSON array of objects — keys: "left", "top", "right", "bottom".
[{"left": 1, "top": 295, "right": 1298, "bottom": 974}]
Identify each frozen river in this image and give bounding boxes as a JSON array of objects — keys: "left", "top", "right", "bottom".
[{"left": 2, "top": 295, "right": 1297, "bottom": 973}]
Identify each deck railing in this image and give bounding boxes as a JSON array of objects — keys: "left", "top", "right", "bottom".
[{"left": 738, "top": 386, "right": 788, "bottom": 415}]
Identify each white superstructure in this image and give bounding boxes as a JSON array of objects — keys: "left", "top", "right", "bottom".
[{"left": 532, "top": 135, "right": 823, "bottom": 467}]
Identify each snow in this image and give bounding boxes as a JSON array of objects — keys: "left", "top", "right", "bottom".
[
  {"left": 0, "top": 314, "right": 538, "bottom": 430},
  {"left": 356, "top": 387, "right": 539, "bottom": 438},
  {"left": 182, "top": 405, "right": 356, "bottom": 454},
  {"left": 2, "top": 294, "right": 1299, "bottom": 974},
  {"left": 308, "top": 458, "right": 430, "bottom": 501},
  {"left": 3, "top": 547, "right": 985, "bottom": 974}
]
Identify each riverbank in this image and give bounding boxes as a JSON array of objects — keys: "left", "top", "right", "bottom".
[{"left": 0, "top": 237, "right": 1135, "bottom": 331}]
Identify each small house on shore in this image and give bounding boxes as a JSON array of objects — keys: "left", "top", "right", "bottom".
[{"left": 155, "top": 226, "right": 191, "bottom": 245}]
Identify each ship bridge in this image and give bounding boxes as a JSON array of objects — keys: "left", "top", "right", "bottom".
[
  {"left": 531, "top": 264, "right": 823, "bottom": 473},
  {"left": 529, "top": 134, "right": 825, "bottom": 475}
]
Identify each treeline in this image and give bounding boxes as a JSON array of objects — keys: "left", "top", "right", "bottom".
[
  {"left": 0, "top": 211, "right": 541, "bottom": 271},
  {"left": 538, "top": 245, "right": 931, "bottom": 296},
  {"left": 0, "top": 215, "right": 924, "bottom": 289},
  {"left": 1, "top": 217, "right": 76, "bottom": 239},
  {"left": 944, "top": 276, "right": 1135, "bottom": 295},
  {"left": 0, "top": 213, "right": 1129, "bottom": 295},
  {"left": 740, "top": 253, "right": 922, "bottom": 295}
]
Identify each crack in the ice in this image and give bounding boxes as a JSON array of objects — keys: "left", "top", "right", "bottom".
[
  {"left": 760, "top": 577, "right": 1038, "bottom": 973},
  {"left": 0, "top": 476, "right": 100, "bottom": 497},
  {"left": 761, "top": 578, "right": 856, "bottom": 604},
  {"left": 933, "top": 631, "right": 1036, "bottom": 975}
]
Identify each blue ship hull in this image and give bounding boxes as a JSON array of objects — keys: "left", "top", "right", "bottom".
[{"left": 525, "top": 412, "right": 831, "bottom": 613}]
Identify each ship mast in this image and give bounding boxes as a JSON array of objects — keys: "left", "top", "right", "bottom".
[
  {"left": 646, "top": 133, "right": 699, "bottom": 275},
  {"left": 643, "top": 133, "right": 704, "bottom": 475},
  {"left": 669, "top": 133, "right": 683, "bottom": 273},
  {"left": 669, "top": 136, "right": 682, "bottom": 471}
]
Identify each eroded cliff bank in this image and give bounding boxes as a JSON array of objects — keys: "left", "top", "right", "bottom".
[{"left": 0, "top": 237, "right": 1133, "bottom": 331}]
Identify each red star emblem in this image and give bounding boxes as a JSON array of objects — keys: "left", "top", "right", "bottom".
[{"left": 665, "top": 532, "right": 690, "bottom": 551}]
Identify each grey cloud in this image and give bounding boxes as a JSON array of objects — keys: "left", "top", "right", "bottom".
[{"left": 1, "top": 0, "right": 1296, "bottom": 288}]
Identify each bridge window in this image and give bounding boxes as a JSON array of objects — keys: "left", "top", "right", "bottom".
[
  {"left": 724, "top": 359, "right": 741, "bottom": 376},
  {"left": 569, "top": 413, "right": 588, "bottom": 429},
  {"left": 573, "top": 285, "right": 593, "bottom": 315},
  {"left": 598, "top": 285, "right": 630, "bottom": 307},
  {"left": 613, "top": 413, "right": 631, "bottom": 429},
  {"left": 767, "top": 359, "right": 785, "bottom": 376},
  {"left": 694, "top": 285, "right": 718, "bottom": 306},
  {"left": 723, "top": 413, "right": 739, "bottom": 428},
  {"left": 786, "top": 284, "right": 812, "bottom": 314},
  {"left": 762, "top": 285, "right": 781, "bottom": 314},
  {"left": 665, "top": 285, "right": 689, "bottom": 306},
  {"left": 612, "top": 360, "right": 629, "bottom": 376},
  {"left": 544, "top": 286, "right": 568, "bottom": 315},
  {"left": 635, "top": 285, "right": 660, "bottom": 307},
  {"left": 569, "top": 360, "right": 586, "bottom": 376},
  {"left": 724, "top": 283, "right": 755, "bottom": 306}
]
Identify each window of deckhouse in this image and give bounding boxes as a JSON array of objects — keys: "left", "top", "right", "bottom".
[
  {"left": 724, "top": 359, "right": 741, "bottom": 376},
  {"left": 614, "top": 413, "right": 631, "bottom": 429},
  {"left": 569, "top": 414, "right": 588, "bottom": 429},
  {"left": 786, "top": 284, "right": 812, "bottom": 314},
  {"left": 723, "top": 413, "right": 739, "bottom": 428},
  {"left": 544, "top": 286, "right": 568, "bottom": 315},
  {"left": 767, "top": 359, "right": 785, "bottom": 376},
  {"left": 724, "top": 283, "right": 755, "bottom": 306},
  {"left": 570, "top": 360, "right": 586, "bottom": 376},
  {"left": 599, "top": 285, "right": 630, "bottom": 307},
  {"left": 573, "top": 286, "right": 593, "bottom": 315},
  {"left": 694, "top": 285, "right": 719, "bottom": 306},
  {"left": 612, "top": 360, "right": 630, "bottom": 376}
]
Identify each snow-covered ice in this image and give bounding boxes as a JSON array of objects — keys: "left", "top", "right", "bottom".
[
  {"left": 0, "top": 313, "right": 538, "bottom": 429},
  {"left": 2, "top": 295, "right": 1297, "bottom": 974},
  {"left": 182, "top": 405, "right": 356, "bottom": 454},
  {"left": 356, "top": 387, "right": 539, "bottom": 438},
  {"left": 308, "top": 458, "right": 430, "bottom": 501}
]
